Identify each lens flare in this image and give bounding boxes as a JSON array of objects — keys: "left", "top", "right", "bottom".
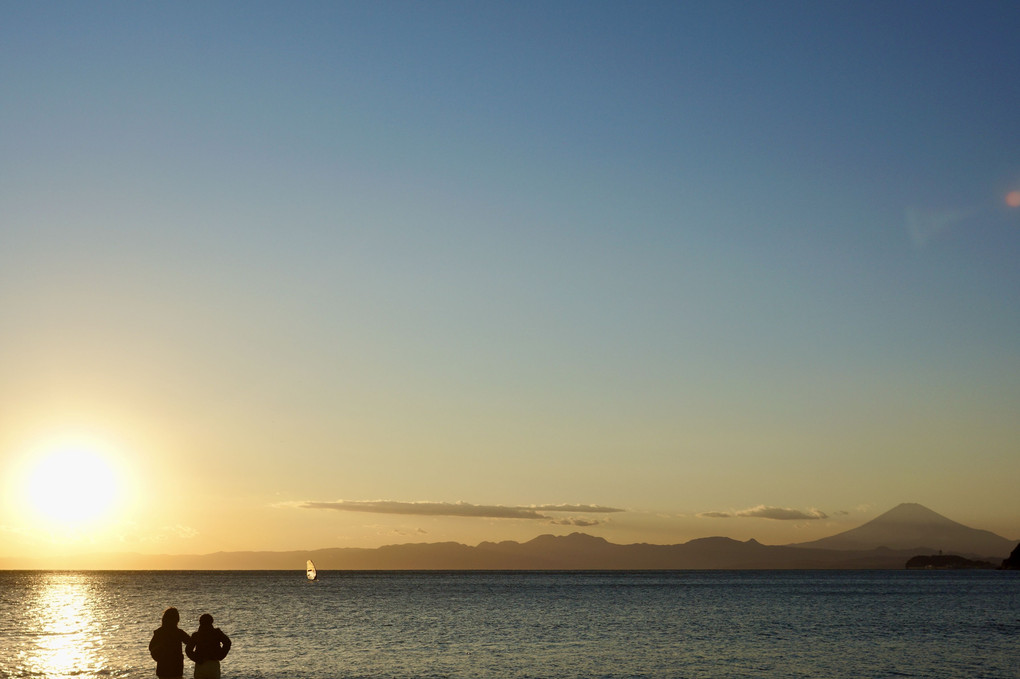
[{"left": 1006, "top": 191, "right": 1020, "bottom": 208}]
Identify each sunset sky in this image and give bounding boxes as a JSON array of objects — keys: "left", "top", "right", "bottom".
[{"left": 2, "top": 1, "right": 1019, "bottom": 564}]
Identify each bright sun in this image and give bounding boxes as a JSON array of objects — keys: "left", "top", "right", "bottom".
[{"left": 25, "top": 444, "right": 122, "bottom": 530}]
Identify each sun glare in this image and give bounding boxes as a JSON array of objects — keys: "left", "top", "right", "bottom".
[{"left": 24, "top": 443, "right": 123, "bottom": 530}]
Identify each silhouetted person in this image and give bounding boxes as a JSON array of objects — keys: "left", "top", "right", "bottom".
[
  {"left": 149, "top": 607, "right": 191, "bottom": 679},
  {"left": 186, "top": 613, "right": 231, "bottom": 679}
]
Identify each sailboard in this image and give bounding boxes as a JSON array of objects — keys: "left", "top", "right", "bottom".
[{"left": 306, "top": 559, "right": 318, "bottom": 581}]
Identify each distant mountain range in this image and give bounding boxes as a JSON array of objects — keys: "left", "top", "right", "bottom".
[
  {"left": 791, "top": 502, "right": 1016, "bottom": 556},
  {"left": 3, "top": 503, "right": 1016, "bottom": 570}
]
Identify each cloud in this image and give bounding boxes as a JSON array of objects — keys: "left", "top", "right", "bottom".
[
  {"left": 385, "top": 527, "right": 430, "bottom": 537},
  {"left": 699, "top": 506, "right": 828, "bottom": 521},
  {"left": 549, "top": 517, "right": 608, "bottom": 527},
  {"left": 298, "top": 500, "right": 624, "bottom": 520},
  {"left": 739, "top": 506, "right": 827, "bottom": 520},
  {"left": 905, "top": 206, "right": 980, "bottom": 248},
  {"left": 0, "top": 524, "right": 32, "bottom": 536},
  {"left": 530, "top": 504, "right": 623, "bottom": 514},
  {"left": 168, "top": 524, "right": 200, "bottom": 538},
  {"left": 118, "top": 524, "right": 199, "bottom": 544}
]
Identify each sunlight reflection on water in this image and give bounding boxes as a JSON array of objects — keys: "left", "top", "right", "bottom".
[
  {"left": 20, "top": 572, "right": 107, "bottom": 678},
  {"left": 2, "top": 570, "right": 1018, "bottom": 678}
]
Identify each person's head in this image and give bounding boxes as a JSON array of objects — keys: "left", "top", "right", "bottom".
[
  {"left": 162, "top": 607, "right": 180, "bottom": 627},
  {"left": 199, "top": 613, "right": 214, "bottom": 627}
]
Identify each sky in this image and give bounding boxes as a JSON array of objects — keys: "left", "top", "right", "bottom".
[{"left": 2, "top": 1, "right": 1019, "bottom": 563}]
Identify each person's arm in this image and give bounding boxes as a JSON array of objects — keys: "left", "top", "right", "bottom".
[
  {"left": 185, "top": 631, "right": 198, "bottom": 661},
  {"left": 218, "top": 629, "right": 232, "bottom": 659},
  {"left": 149, "top": 630, "right": 159, "bottom": 661}
]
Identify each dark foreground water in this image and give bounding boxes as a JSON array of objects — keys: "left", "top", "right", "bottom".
[{"left": 1, "top": 570, "right": 1017, "bottom": 678}]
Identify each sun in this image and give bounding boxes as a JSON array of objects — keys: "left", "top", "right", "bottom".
[{"left": 24, "top": 443, "right": 123, "bottom": 530}]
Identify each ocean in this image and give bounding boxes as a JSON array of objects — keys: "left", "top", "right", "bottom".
[{"left": 1, "top": 569, "right": 1017, "bottom": 678}]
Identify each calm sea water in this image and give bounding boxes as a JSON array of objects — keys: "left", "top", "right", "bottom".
[{"left": 1, "top": 570, "right": 1017, "bottom": 678}]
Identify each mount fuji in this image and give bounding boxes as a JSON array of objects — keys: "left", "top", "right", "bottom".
[{"left": 791, "top": 503, "right": 1014, "bottom": 557}]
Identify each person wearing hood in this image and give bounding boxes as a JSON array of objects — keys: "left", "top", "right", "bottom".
[
  {"left": 149, "top": 607, "right": 191, "bottom": 679},
  {"left": 185, "top": 613, "right": 231, "bottom": 679}
]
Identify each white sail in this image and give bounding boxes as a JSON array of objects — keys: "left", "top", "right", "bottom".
[{"left": 306, "top": 559, "right": 317, "bottom": 581}]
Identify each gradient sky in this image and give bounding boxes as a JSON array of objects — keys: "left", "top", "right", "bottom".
[{"left": 2, "top": 1, "right": 1019, "bottom": 561}]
